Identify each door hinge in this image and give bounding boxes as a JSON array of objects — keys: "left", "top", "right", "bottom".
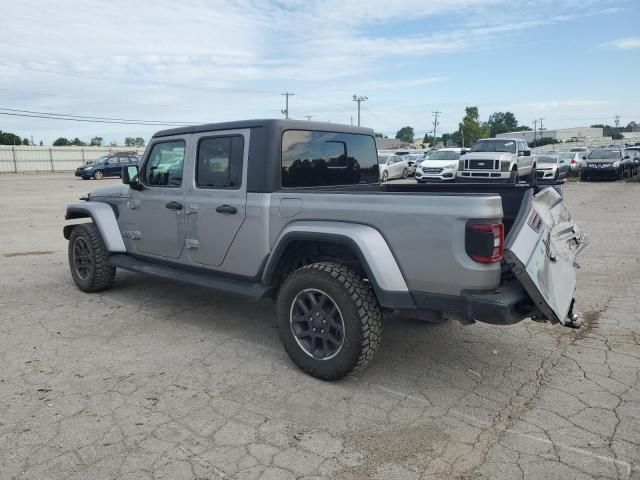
[
  {"left": 185, "top": 239, "right": 200, "bottom": 250},
  {"left": 185, "top": 205, "right": 198, "bottom": 215}
]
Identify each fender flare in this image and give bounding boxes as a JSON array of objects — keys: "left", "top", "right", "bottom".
[
  {"left": 64, "top": 202, "right": 126, "bottom": 253},
  {"left": 263, "top": 221, "right": 411, "bottom": 309}
]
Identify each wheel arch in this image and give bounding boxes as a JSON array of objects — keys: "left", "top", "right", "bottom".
[
  {"left": 263, "top": 222, "right": 412, "bottom": 309},
  {"left": 64, "top": 202, "right": 126, "bottom": 252}
]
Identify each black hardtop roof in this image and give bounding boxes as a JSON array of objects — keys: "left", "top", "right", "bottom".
[{"left": 153, "top": 119, "right": 374, "bottom": 138}]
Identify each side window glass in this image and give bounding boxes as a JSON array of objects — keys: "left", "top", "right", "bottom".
[
  {"left": 196, "top": 136, "right": 244, "bottom": 189},
  {"left": 142, "top": 140, "right": 186, "bottom": 187}
]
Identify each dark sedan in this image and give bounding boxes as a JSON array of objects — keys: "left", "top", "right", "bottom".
[
  {"left": 579, "top": 148, "right": 632, "bottom": 181},
  {"left": 77, "top": 153, "right": 141, "bottom": 180}
]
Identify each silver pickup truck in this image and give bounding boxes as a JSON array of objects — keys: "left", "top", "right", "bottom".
[{"left": 64, "top": 120, "right": 588, "bottom": 380}]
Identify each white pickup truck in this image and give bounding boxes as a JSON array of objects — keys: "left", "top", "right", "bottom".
[{"left": 458, "top": 138, "right": 536, "bottom": 183}]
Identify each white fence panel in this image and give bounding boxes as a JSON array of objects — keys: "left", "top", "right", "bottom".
[{"left": 0, "top": 146, "right": 146, "bottom": 173}]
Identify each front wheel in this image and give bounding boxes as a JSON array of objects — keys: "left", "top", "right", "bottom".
[
  {"left": 402, "top": 168, "right": 408, "bottom": 179},
  {"left": 509, "top": 169, "right": 519, "bottom": 184},
  {"left": 276, "top": 262, "right": 382, "bottom": 380},
  {"left": 93, "top": 170, "right": 104, "bottom": 180},
  {"left": 381, "top": 171, "right": 388, "bottom": 182},
  {"left": 68, "top": 224, "right": 116, "bottom": 292}
]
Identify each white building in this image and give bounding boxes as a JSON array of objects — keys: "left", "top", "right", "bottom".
[{"left": 496, "top": 127, "right": 604, "bottom": 144}]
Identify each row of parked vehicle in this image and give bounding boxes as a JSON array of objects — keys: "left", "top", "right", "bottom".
[
  {"left": 74, "top": 152, "right": 142, "bottom": 180},
  {"left": 379, "top": 140, "right": 640, "bottom": 183}
]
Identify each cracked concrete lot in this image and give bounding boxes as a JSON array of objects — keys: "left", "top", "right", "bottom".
[{"left": 0, "top": 174, "right": 639, "bottom": 480}]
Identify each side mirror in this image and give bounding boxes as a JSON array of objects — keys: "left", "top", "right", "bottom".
[
  {"left": 460, "top": 149, "right": 467, "bottom": 155},
  {"left": 122, "top": 165, "right": 142, "bottom": 190},
  {"left": 582, "top": 155, "right": 587, "bottom": 160},
  {"left": 523, "top": 150, "right": 531, "bottom": 157}
]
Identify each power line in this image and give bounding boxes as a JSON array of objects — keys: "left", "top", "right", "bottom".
[
  {"left": 0, "top": 107, "right": 196, "bottom": 125},
  {"left": 0, "top": 108, "right": 199, "bottom": 126}
]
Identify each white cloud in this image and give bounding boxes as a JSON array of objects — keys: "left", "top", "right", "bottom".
[{"left": 609, "top": 37, "right": 640, "bottom": 50}]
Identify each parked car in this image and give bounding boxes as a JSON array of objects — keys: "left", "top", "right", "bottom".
[
  {"left": 63, "top": 119, "right": 587, "bottom": 380},
  {"left": 77, "top": 153, "right": 140, "bottom": 180},
  {"left": 557, "top": 151, "right": 584, "bottom": 173},
  {"left": 403, "top": 154, "right": 422, "bottom": 176},
  {"left": 624, "top": 147, "right": 640, "bottom": 175},
  {"left": 579, "top": 148, "right": 630, "bottom": 181},
  {"left": 379, "top": 154, "right": 408, "bottom": 181},
  {"left": 534, "top": 154, "right": 571, "bottom": 181},
  {"left": 457, "top": 138, "right": 535, "bottom": 183},
  {"left": 415, "top": 148, "right": 463, "bottom": 182}
]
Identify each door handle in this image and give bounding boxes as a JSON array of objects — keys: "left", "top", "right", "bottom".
[
  {"left": 165, "top": 201, "right": 183, "bottom": 210},
  {"left": 216, "top": 204, "right": 237, "bottom": 215}
]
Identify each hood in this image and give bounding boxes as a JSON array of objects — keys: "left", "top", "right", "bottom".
[
  {"left": 420, "top": 160, "right": 459, "bottom": 168},
  {"left": 537, "top": 163, "right": 558, "bottom": 170},
  {"left": 461, "top": 152, "right": 513, "bottom": 161},
  {"left": 88, "top": 184, "right": 130, "bottom": 198}
]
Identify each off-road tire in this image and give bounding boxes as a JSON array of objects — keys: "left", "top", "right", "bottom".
[
  {"left": 93, "top": 170, "right": 104, "bottom": 180},
  {"left": 68, "top": 223, "right": 116, "bottom": 292},
  {"left": 276, "top": 262, "right": 382, "bottom": 380}
]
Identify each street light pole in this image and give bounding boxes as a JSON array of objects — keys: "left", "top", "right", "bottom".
[{"left": 352, "top": 95, "right": 367, "bottom": 126}]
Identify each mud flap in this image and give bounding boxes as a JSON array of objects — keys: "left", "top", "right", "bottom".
[{"left": 504, "top": 187, "right": 588, "bottom": 325}]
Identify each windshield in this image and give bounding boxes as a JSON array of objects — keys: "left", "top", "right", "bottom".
[
  {"left": 536, "top": 155, "right": 558, "bottom": 165},
  {"left": 558, "top": 152, "right": 574, "bottom": 160},
  {"left": 588, "top": 149, "right": 620, "bottom": 160},
  {"left": 427, "top": 150, "right": 460, "bottom": 161},
  {"left": 470, "top": 139, "right": 516, "bottom": 153}
]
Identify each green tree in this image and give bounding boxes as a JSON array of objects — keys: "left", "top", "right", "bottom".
[
  {"left": 39, "top": 140, "right": 43, "bottom": 146},
  {"left": 0, "top": 130, "right": 22, "bottom": 145},
  {"left": 124, "top": 137, "right": 135, "bottom": 146},
  {"left": 484, "top": 111, "right": 520, "bottom": 137},
  {"left": 611, "top": 132, "right": 624, "bottom": 140},
  {"left": 535, "top": 137, "right": 560, "bottom": 147},
  {"left": 22, "top": 138, "right": 30, "bottom": 145},
  {"left": 395, "top": 126, "right": 414, "bottom": 144},
  {"left": 134, "top": 137, "right": 145, "bottom": 147},
  {"left": 459, "top": 107, "right": 488, "bottom": 146},
  {"left": 71, "top": 137, "right": 86, "bottom": 146},
  {"left": 90, "top": 136, "right": 103, "bottom": 146},
  {"left": 53, "top": 137, "right": 71, "bottom": 146}
]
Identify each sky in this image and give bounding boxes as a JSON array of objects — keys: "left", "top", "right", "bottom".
[{"left": 0, "top": 0, "right": 638, "bottom": 145}]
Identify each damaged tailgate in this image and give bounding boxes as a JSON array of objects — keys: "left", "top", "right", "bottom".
[{"left": 504, "top": 186, "right": 588, "bottom": 325}]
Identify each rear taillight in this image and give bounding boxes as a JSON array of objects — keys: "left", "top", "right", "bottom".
[
  {"left": 466, "top": 222, "right": 504, "bottom": 263},
  {"left": 570, "top": 159, "right": 576, "bottom": 164}
]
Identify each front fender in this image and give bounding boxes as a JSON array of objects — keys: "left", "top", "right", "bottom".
[
  {"left": 65, "top": 202, "right": 126, "bottom": 252},
  {"left": 264, "top": 221, "right": 410, "bottom": 308}
]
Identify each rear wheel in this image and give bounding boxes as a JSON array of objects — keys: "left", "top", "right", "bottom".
[
  {"left": 276, "top": 262, "right": 382, "bottom": 380},
  {"left": 68, "top": 224, "right": 116, "bottom": 292},
  {"left": 93, "top": 170, "right": 104, "bottom": 180}
]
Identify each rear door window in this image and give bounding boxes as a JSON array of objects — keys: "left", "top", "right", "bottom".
[{"left": 196, "top": 136, "right": 244, "bottom": 189}]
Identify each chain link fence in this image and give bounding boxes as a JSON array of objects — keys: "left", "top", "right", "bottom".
[{"left": 0, "top": 146, "right": 146, "bottom": 173}]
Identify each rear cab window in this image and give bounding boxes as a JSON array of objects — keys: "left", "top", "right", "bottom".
[{"left": 281, "top": 130, "right": 379, "bottom": 188}]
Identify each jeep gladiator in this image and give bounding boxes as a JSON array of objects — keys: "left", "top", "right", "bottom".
[{"left": 64, "top": 120, "right": 588, "bottom": 380}]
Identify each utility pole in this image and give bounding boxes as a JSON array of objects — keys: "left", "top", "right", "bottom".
[
  {"left": 304, "top": 115, "right": 313, "bottom": 121},
  {"left": 460, "top": 126, "right": 465, "bottom": 148},
  {"left": 532, "top": 119, "right": 538, "bottom": 147},
  {"left": 539, "top": 117, "right": 545, "bottom": 135},
  {"left": 281, "top": 92, "right": 295, "bottom": 119},
  {"left": 352, "top": 95, "right": 367, "bottom": 126},
  {"left": 614, "top": 115, "right": 620, "bottom": 129},
  {"left": 432, "top": 110, "right": 441, "bottom": 145}
]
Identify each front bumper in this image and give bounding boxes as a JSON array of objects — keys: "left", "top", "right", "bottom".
[
  {"left": 457, "top": 170, "right": 510, "bottom": 182},
  {"left": 536, "top": 169, "right": 556, "bottom": 180},
  {"left": 580, "top": 165, "right": 620, "bottom": 178},
  {"left": 415, "top": 168, "right": 457, "bottom": 182}
]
